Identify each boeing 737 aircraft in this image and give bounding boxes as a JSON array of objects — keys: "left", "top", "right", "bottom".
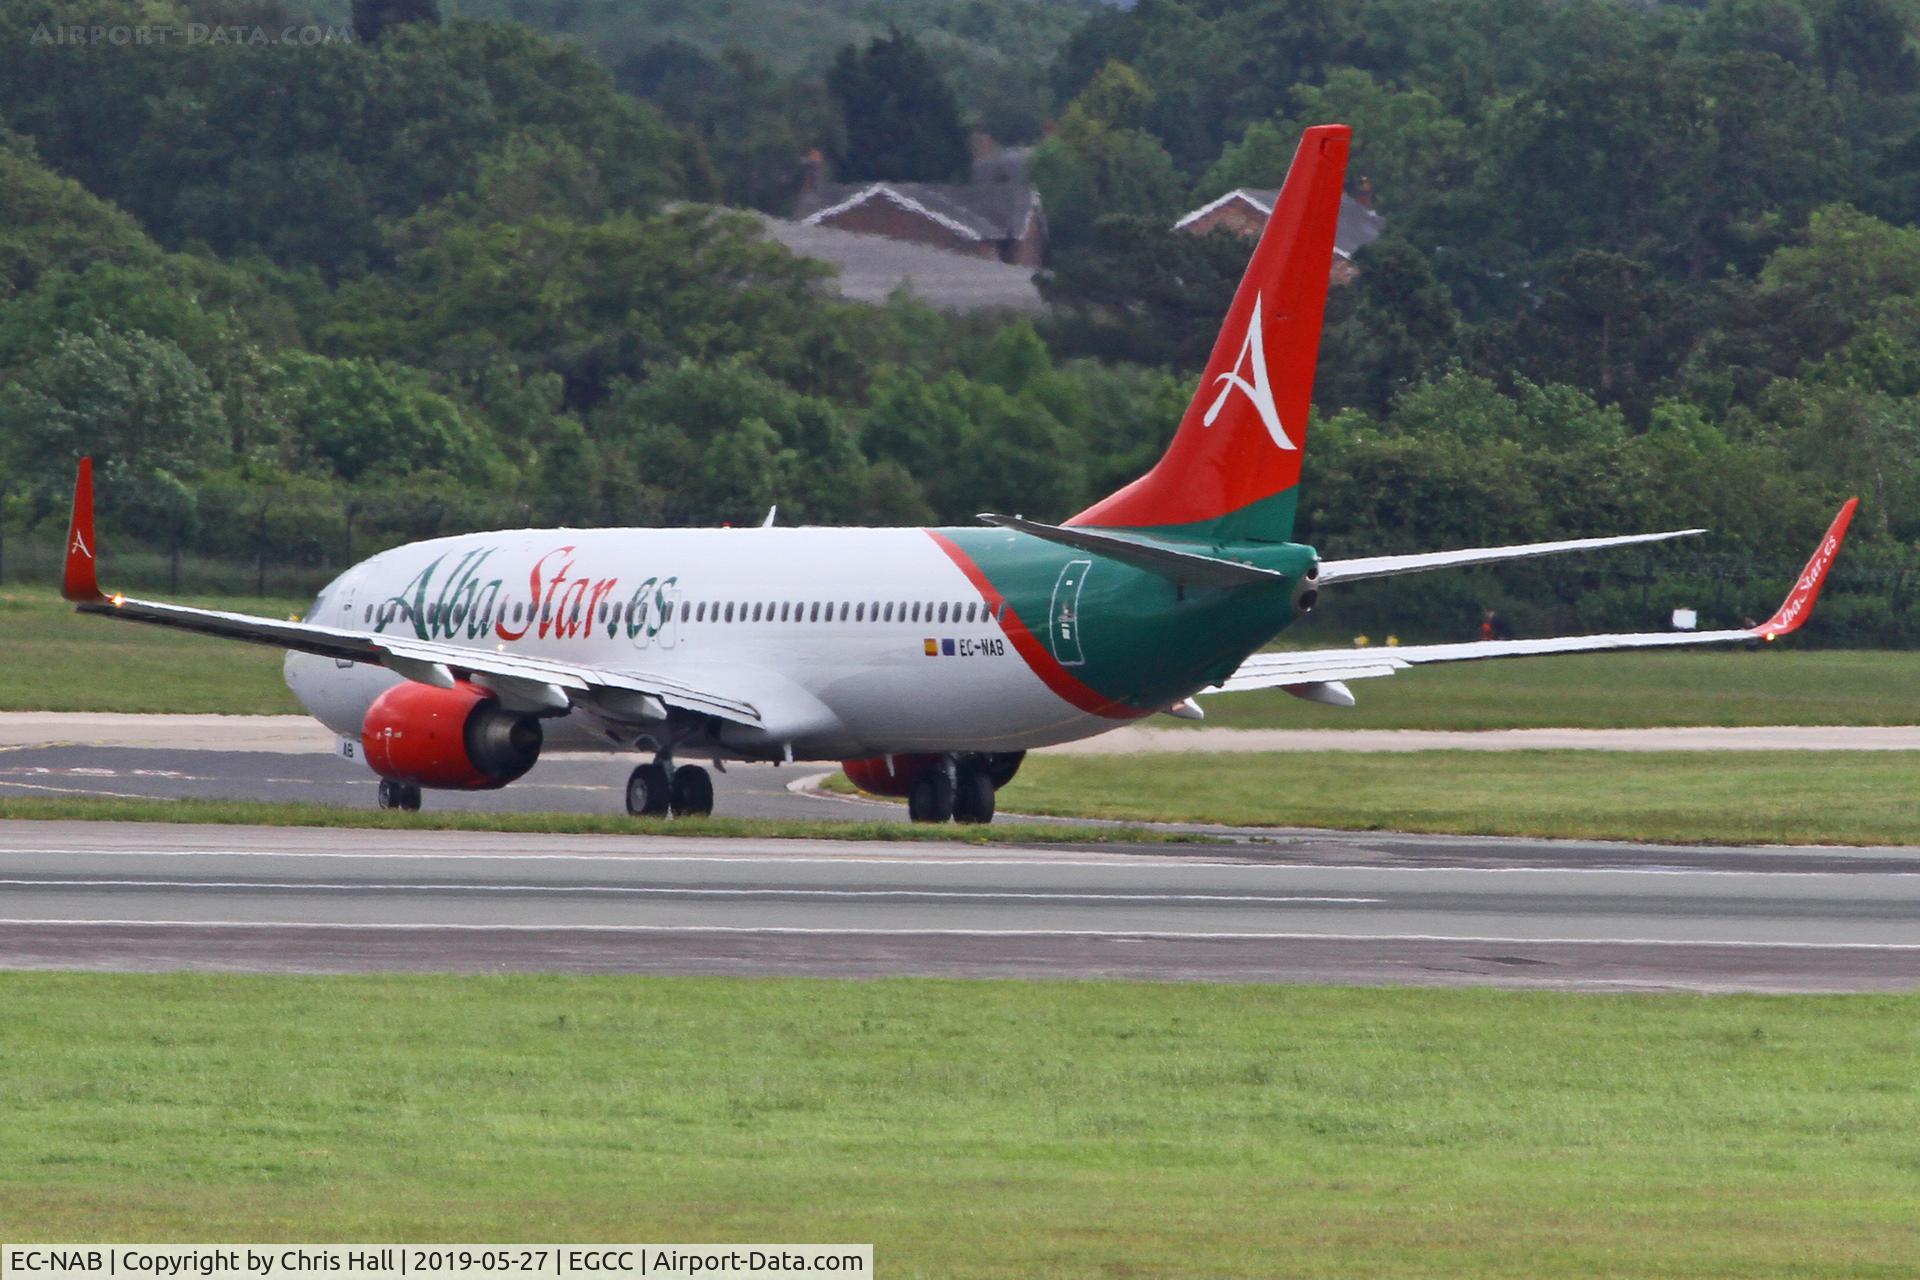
[{"left": 60, "top": 124, "right": 1856, "bottom": 823}]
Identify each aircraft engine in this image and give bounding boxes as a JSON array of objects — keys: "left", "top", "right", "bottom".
[
  {"left": 841, "top": 753, "right": 946, "bottom": 798},
  {"left": 361, "top": 680, "right": 543, "bottom": 790}
]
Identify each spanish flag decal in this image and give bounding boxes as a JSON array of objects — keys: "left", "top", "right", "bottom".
[{"left": 923, "top": 638, "right": 938, "bottom": 656}]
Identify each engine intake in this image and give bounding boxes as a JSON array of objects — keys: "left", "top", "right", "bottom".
[{"left": 362, "top": 680, "right": 543, "bottom": 790}]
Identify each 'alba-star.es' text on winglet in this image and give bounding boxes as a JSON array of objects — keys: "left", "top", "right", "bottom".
[
  {"left": 1751, "top": 497, "right": 1858, "bottom": 640},
  {"left": 61, "top": 456, "right": 106, "bottom": 604}
]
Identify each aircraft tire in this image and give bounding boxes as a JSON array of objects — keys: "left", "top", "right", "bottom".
[
  {"left": 626, "top": 763, "right": 672, "bottom": 817},
  {"left": 907, "top": 769, "right": 955, "bottom": 823},
  {"left": 400, "top": 783, "right": 422, "bottom": 811},
  {"left": 952, "top": 766, "right": 995, "bottom": 824},
  {"left": 377, "top": 778, "right": 403, "bottom": 810},
  {"left": 671, "top": 765, "right": 714, "bottom": 817}
]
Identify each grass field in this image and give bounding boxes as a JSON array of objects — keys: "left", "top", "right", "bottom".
[
  {"left": 995, "top": 751, "right": 1920, "bottom": 845},
  {"left": 1192, "top": 647, "right": 1920, "bottom": 729},
  {"left": 3, "top": 586, "right": 1917, "bottom": 726},
  {"left": 0, "top": 588, "right": 303, "bottom": 714},
  {"left": 0, "top": 795, "right": 1206, "bottom": 844},
  {"left": 3, "top": 975, "right": 1917, "bottom": 1276}
]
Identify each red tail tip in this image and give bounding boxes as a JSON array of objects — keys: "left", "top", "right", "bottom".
[
  {"left": 1752, "top": 497, "right": 1857, "bottom": 639},
  {"left": 62, "top": 457, "right": 104, "bottom": 603}
]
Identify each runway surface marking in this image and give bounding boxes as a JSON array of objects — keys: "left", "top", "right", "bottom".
[
  {"left": 5, "top": 846, "right": 1919, "bottom": 877},
  {"left": 0, "top": 877, "right": 1379, "bottom": 905},
  {"left": 3, "top": 919, "right": 1919, "bottom": 949}
]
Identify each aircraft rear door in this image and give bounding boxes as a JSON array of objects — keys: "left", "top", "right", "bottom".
[{"left": 1048, "top": 559, "right": 1090, "bottom": 667}]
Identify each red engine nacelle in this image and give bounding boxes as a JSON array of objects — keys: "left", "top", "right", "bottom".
[
  {"left": 361, "top": 680, "right": 543, "bottom": 790},
  {"left": 841, "top": 753, "right": 946, "bottom": 798}
]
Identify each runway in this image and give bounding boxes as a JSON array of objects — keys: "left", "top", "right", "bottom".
[{"left": 3, "top": 821, "right": 1918, "bottom": 991}]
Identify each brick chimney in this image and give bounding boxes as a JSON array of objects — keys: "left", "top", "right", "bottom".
[{"left": 798, "top": 148, "right": 828, "bottom": 208}]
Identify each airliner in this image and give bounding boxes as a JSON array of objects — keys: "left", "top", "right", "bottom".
[{"left": 60, "top": 124, "right": 1857, "bottom": 823}]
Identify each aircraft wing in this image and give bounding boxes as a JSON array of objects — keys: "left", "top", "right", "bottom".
[
  {"left": 58, "top": 460, "right": 761, "bottom": 728},
  {"left": 1208, "top": 499, "right": 1857, "bottom": 697},
  {"left": 1315, "top": 526, "right": 1706, "bottom": 586}
]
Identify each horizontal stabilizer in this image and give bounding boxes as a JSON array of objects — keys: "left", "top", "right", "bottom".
[
  {"left": 977, "top": 513, "right": 1286, "bottom": 589},
  {"left": 1317, "top": 527, "right": 1705, "bottom": 586}
]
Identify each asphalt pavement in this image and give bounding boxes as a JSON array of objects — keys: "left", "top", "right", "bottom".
[
  {"left": 2, "top": 820, "right": 1917, "bottom": 991},
  {"left": 4, "top": 714, "right": 1918, "bottom": 991}
]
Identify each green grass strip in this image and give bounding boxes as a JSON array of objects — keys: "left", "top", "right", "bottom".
[
  {"left": 1005, "top": 750, "right": 1920, "bottom": 845},
  {"left": 0, "top": 794, "right": 1210, "bottom": 845},
  {"left": 2, "top": 975, "right": 1918, "bottom": 1276}
]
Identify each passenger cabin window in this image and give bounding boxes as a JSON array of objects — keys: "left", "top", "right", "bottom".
[
  {"left": 809, "top": 602, "right": 820, "bottom": 622},
  {"left": 854, "top": 603, "right": 864, "bottom": 622},
  {"left": 883, "top": 603, "right": 894, "bottom": 622},
  {"left": 724, "top": 603, "right": 735, "bottom": 623},
  {"left": 937, "top": 603, "right": 949, "bottom": 623}
]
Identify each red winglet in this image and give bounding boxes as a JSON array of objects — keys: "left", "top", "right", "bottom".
[
  {"left": 61, "top": 457, "right": 106, "bottom": 603},
  {"left": 1752, "top": 498, "right": 1857, "bottom": 639}
]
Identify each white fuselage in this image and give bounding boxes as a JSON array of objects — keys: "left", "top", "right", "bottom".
[{"left": 284, "top": 525, "right": 1123, "bottom": 762}]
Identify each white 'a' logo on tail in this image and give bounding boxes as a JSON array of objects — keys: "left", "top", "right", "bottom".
[
  {"left": 1202, "top": 294, "right": 1296, "bottom": 450},
  {"left": 70, "top": 530, "right": 91, "bottom": 560}
]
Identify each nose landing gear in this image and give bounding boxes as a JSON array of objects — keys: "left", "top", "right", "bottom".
[{"left": 377, "top": 778, "right": 422, "bottom": 811}]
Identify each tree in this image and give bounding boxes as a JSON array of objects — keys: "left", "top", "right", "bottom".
[
  {"left": 1814, "top": 0, "right": 1919, "bottom": 94},
  {"left": 1315, "top": 236, "right": 1460, "bottom": 415},
  {"left": 1204, "top": 72, "right": 1471, "bottom": 215},
  {"left": 352, "top": 0, "right": 440, "bottom": 44},
  {"left": 1040, "top": 214, "right": 1245, "bottom": 367},
  {"left": 826, "top": 29, "right": 970, "bottom": 183},
  {"left": 0, "top": 325, "right": 226, "bottom": 526},
  {"left": 268, "top": 351, "right": 494, "bottom": 485},
  {"left": 1484, "top": 250, "right": 1697, "bottom": 422},
  {"left": 1030, "top": 63, "right": 1182, "bottom": 250}
]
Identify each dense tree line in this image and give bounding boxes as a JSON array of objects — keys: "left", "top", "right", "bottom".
[{"left": 3, "top": 0, "right": 1920, "bottom": 644}]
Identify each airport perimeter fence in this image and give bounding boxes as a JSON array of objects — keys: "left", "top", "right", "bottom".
[
  {"left": 0, "top": 523, "right": 1915, "bottom": 645},
  {"left": 0, "top": 531, "right": 340, "bottom": 602}
]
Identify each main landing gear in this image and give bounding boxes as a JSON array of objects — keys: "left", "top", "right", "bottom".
[
  {"left": 626, "top": 758, "right": 714, "bottom": 818},
  {"left": 377, "top": 778, "right": 422, "bottom": 811},
  {"left": 908, "top": 753, "right": 1021, "bottom": 825}
]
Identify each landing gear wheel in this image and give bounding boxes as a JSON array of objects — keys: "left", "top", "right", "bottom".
[
  {"left": 670, "top": 765, "right": 714, "bottom": 817},
  {"left": 952, "top": 766, "right": 995, "bottom": 825},
  {"left": 378, "top": 779, "right": 422, "bottom": 811},
  {"left": 907, "top": 769, "right": 955, "bottom": 823},
  {"left": 626, "top": 762, "right": 672, "bottom": 817}
]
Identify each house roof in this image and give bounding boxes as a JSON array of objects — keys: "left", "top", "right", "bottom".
[
  {"left": 1173, "top": 188, "right": 1385, "bottom": 259},
  {"left": 756, "top": 214, "right": 1043, "bottom": 313},
  {"left": 797, "top": 148, "right": 1042, "bottom": 244}
]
